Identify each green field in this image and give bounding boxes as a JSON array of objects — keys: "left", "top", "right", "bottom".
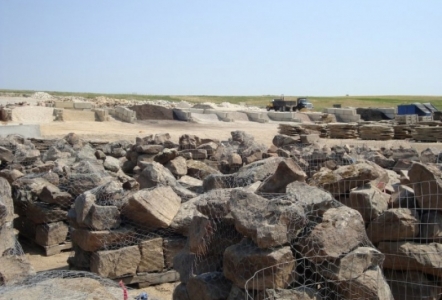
[{"left": 1, "top": 89, "right": 442, "bottom": 112}]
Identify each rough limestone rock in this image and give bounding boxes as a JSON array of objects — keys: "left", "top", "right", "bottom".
[
  {"left": 138, "top": 237, "right": 164, "bottom": 273},
  {"left": 229, "top": 189, "right": 305, "bottom": 248},
  {"left": 170, "top": 196, "right": 204, "bottom": 236},
  {"left": 186, "top": 160, "right": 221, "bottom": 180},
  {"left": 136, "top": 161, "right": 195, "bottom": 199},
  {"left": 186, "top": 272, "right": 232, "bottom": 300},
  {"left": 177, "top": 175, "right": 203, "bottom": 192},
  {"left": 25, "top": 202, "right": 67, "bottom": 224},
  {"left": 420, "top": 147, "right": 442, "bottom": 164},
  {"left": 420, "top": 211, "right": 442, "bottom": 241},
  {"left": 408, "top": 162, "right": 442, "bottom": 210},
  {"left": 0, "top": 256, "right": 36, "bottom": 285},
  {"left": 0, "top": 178, "right": 14, "bottom": 225},
  {"left": 173, "top": 249, "right": 223, "bottom": 283},
  {"left": 103, "top": 156, "right": 121, "bottom": 172},
  {"left": 378, "top": 241, "right": 442, "bottom": 277},
  {"left": 234, "top": 157, "right": 284, "bottom": 187},
  {"left": 286, "top": 181, "right": 336, "bottom": 215},
  {"left": 195, "top": 189, "right": 233, "bottom": 218},
  {"left": 38, "top": 183, "right": 72, "bottom": 207},
  {"left": 344, "top": 184, "right": 390, "bottom": 222},
  {"left": 123, "top": 186, "right": 181, "bottom": 228},
  {"left": 0, "top": 169, "right": 24, "bottom": 184},
  {"left": 163, "top": 236, "right": 187, "bottom": 269},
  {"left": 166, "top": 156, "right": 188, "bottom": 177},
  {"left": 35, "top": 221, "right": 69, "bottom": 247},
  {"left": 366, "top": 208, "right": 420, "bottom": 244},
  {"left": 338, "top": 267, "right": 393, "bottom": 300},
  {"left": 188, "top": 215, "right": 242, "bottom": 257},
  {"left": 202, "top": 173, "right": 235, "bottom": 191},
  {"left": 257, "top": 159, "right": 307, "bottom": 193},
  {"left": 90, "top": 245, "right": 141, "bottom": 278},
  {"left": 224, "top": 240, "right": 295, "bottom": 290},
  {"left": 297, "top": 205, "right": 367, "bottom": 263},
  {"left": 384, "top": 270, "right": 442, "bottom": 300},
  {"left": 320, "top": 247, "right": 384, "bottom": 281},
  {"left": 71, "top": 228, "right": 135, "bottom": 252},
  {"left": 311, "top": 161, "right": 389, "bottom": 196}
]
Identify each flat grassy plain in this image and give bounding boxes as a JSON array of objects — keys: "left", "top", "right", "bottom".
[{"left": 2, "top": 89, "right": 442, "bottom": 112}]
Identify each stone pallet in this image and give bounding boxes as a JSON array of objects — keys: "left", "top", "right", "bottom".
[
  {"left": 359, "top": 124, "right": 394, "bottom": 140},
  {"left": 328, "top": 123, "right": 359, "bottom": 139},
  {"left": 301, "top": 124, "right": 329, "bottom": 138},
  {"left": 395, "top": 114, "right": 418, "bottom": 124},
  {"left": 19, "top": 234, "right": 72, "bottom": 256},
  {"left": 393, "top": 125, "right": 417, "bottom": 139},
  {"left": 418, "top": 116, "right": 433, "bottom": 122},
  {"left": 413, "top": 126, "right": 442, "bottom": 142},
  {"left": 278, "top": 124, "right": 304, "bottom": 136}
]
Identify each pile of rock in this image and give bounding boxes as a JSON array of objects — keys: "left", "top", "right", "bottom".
[
  {"left": 328, "top": 123, "right": 359, "bottom": 139},
  {"left": 359, "top": 124, "right": 394, "bottom": 140},
  {"left": 0, "top": 177, "right": 35, "bottom": 285},
  {"left": 172, "top": 159, "right": 397, "bottom": 299}
]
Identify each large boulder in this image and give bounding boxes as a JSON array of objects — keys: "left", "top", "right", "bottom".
[
  {"left": 186, "top": 160, "right": 221, "bottom": 180},
  {"left": 229, "top": 189, "right": 305, "bottom": 248},
  {"left": 366, "top": 208, "right": 420, "bottom": 244},
  {"left": 71, "top": 228, "right": 135, "bottom": 252},
  {"left": 378, "top": 241, "right": 442, "bottom": 277},
  {"left": 136, "top": 161, "right": 196, "bottom": 199},
  {"left": 408, "top": 162, "right": 442, "bottom": 210},
  {"left": 122, "top": 186, "right": 181, "bottom": 228},
  {"left": 223, "top": 239, "right": 296, "bottom": 290},
  {"left": 344, "top": 184, "right": 390, "bottom": 222},
  {"left": 420, "top": 211, "right": 442, "bottom": 241},
  {"left": 170, "top": 197, "right": 204, "bottom": 236},
  {"left": 234, "top": 157, "right": 284, "bottom": 187},
  {"left": 286, "top": 181, "right": 336, "bottom": 215},
  {"left": 384, "top": 270, "right": 442, "bottom": 300},
  {"left": 297, "top": 205, "right": 367, "bottom": 263},
  {"left": 90, "top": 245, "right": 141, "bottom": 278},
  {"left": 138, "top": 237, "right": 164, "bottom": 272},
  {"left": 0, "top": 256, "right": 35, "bottom": 285},
  {"left": 257, "top": 159, "right": 307, "bottom": 193}
]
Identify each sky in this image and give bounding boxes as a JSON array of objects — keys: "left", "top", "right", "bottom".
[{"left": 0, "top": 1, "right": 441, "bottom": 96}]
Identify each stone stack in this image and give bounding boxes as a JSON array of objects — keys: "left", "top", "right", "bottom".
[
  {"left": 328, "top": 123, "right": 359, "bottom": 139},
  {"left": 393, "top": 124, "right": 417, "bottom": 139},
  {"left": 302, "top": 123, "right": 329, "bottom": 138},
  {"left": 413, "top": 126, "right": 442, "bottom": 142},
  {"left": 0, "top": 177, "right": 36, "bottom": 285},
  {"left": 172, "top": 160, "right": 395, "bottom": 299},
  {"left": 68, "top": 181, "right": 186, "bottom": 288},
  {"left": 359, "top": 124, "right": 394, "bottom": 140}
]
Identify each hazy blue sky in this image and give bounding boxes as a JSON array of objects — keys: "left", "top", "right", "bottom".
[{"left": 1, "top": 1, "right": 441, "bottom": 96}]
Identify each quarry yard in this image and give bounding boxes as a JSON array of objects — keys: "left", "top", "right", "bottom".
[{"left": 2, "top": 91, "right": 442, "bottom": 300}]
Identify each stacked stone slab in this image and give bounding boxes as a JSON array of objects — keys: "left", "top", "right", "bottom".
[
  {"left": 359, "top": 124, "right": 394, "bottom": 140},
  {"left": 328, "top": 123, "right": 359, "bottom": 139},
  {"left": 413, "top": 126, "right": 442, "bottom": 142},
  {"left": 393, "top": 124, "right": 417, "bottom": 139},
  {"left": 109, "top": 106, "right": 137, "bottom": 123}
]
